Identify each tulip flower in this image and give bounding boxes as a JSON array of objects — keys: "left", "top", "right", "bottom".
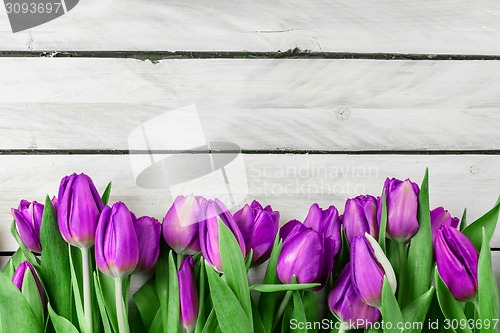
[
  {"left": 303, "top": 203, "right": 342, "bottom": 257},
  {"left": 430, "top": 207, "right": 459, "bottom": 247},
  {"left": 234, "top": 200, "right": 279, "bottom": 265},
  {"left": 11, "top": 200, "right": 44, "bottom": 253},
  {"left": 13, "top": 261, "right": 45, "bottom": 323},
  {"left": 343, "top": 195, "right": 379, "bottom": 244},
  {"left": 178, "top": 256, "right": 199, "bottom": 333},
  {"left": 163, "top": 195, "right": 201, "bottom": 255},
  {"left": 198, "top": 198, "right": 246, "bottom": 272},
  {"left": 277, "top": 222, "right": 335, "bottom": 288},
  {"left": 381, "top": 178, "right": 419, "bottom": 242},
  {"left": 95, "top": 202, "right": 139, "bottom": 278},
  {"left": 351, "top": 233, "right": 397, "bottom": 307},
  {"left": 134, "top": 216, "right": 161, "bottom": 273},
  {"left": 435, "top": 225, "right": 478, "bottom": 301},
  {"left": 58, "top": 173, "right": 104, "bottom": 248},
  {"left": 95, "top": 202, "right": 139, "bottom": 333},
  {"left": 328, "top": 265, "right": 380, "bottom": 328}
]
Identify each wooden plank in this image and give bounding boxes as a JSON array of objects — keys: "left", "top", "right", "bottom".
[
  {"left": 0, "top": 154, "right": 498, "bottom": 250},
  {"left": 0, "top": 58, "right": 499, "bottom": 151},
  {"left": 1, "top": 0, "right": 500, "bottom": 54}
]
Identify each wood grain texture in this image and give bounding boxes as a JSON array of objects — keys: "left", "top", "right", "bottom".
[
  {"left": 0, "top": 154, "right": 498, "bottom": 250},
  {"left": 0, "top": 58, "right": 499, "bottom": 151},
  {"left": 0, "top": 0, "right": 500, "bottom": 54}
]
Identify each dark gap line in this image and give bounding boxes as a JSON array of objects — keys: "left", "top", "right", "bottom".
[
  {"left": 1, "top": 50, "right": 500, "bottom": 61},
  {"left": 0, "top": 149, "right": 499, "bottom": 155}
]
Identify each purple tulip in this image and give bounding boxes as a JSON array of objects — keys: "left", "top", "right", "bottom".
[
  {"left": 430, "top": 207, "right": 460, "bottom": 247},
  {"left": 328, "top": 265, "right": 380, "bottom": 328},
  {"left": 134, "top": 216, "right": 161, "bottom": 273},
  {"left": 435, "top": 225, "right": 478, "bottom": 301},
  {"left": 198, "top": 198, "right": 246, "bottom": 272},
  {"left": 163, "top": 195, "right": 201, "bottom": 255},
  {"left": 58, "top": 173, "right": 104, "bottom": 248},
  {"left": 277, "top": 222, "right": 335, "bottom": 288},
  {"left": 178, "top": 256, "right": 199, "bottom": 333},
  {"left": 12, "top": 261, "right": 45, "bottom": 307},
  {"left": 343, "top": 195, "right": 379, "bottom": 244},
  {"left": 95, "top": 202, "right": 139, "bottom": 278},
  {"left": 11, "top": 200, "right": 44, "bottom": 253},
  {"left": 234, "top": 200, "right": 280, "bottom": 266},
  {"left": 351, "top": 233, "right": 397, "bottom": 307},
  {"left": 381, "top": 178, "right": 419, "bottom": 242},
  {"left": 303, "top": 203, "right": 342, "bottom": 257}
]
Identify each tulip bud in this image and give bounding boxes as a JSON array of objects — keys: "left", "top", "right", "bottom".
[
  {"left": 328, "top": 265, "right": 380, "bottom": 328},
  {"left": 343, "top": 195, "right": 379, "bottom": 244},
  {"left": 12, "top": 261, "right": 45, "bottom": 322},
  {"left": 435, "top": 225, "right": 478, "bottom": 301},
  {"left": 163, "top": 195, "right": 201, "bottom": 255},
  {"left": 134, "top": 216, "right": 161, "bottom": 273},
  {"left": 277, "top": 222, "right": 335, "bottom": 289},
  {"left": 303, "top": 203, "right": 342, "bottom": 257},
  {"left": 178, "top": 257, "right": 199, "bottom": 333},
  {"left": 381, "top": 178, "right": 419, "bottom": 242},
  {"left": 95, "top": 202, "right": 139, "bottom": 278},
  {"left": 58, "top": 173, "right": 104, "bottom": 248},
  {"left": 234, "top": 200, "right": 279, "bottom": 266},
  {"left": 11, "top": 200, "right": 44, "bottom": 253},
  {"left": 351, "top": 233, "right": 397, "bottom": 307},
  {"left": 430, "top": 207, "right": 459, "bottom": 247},
  {"left": 198, "top": 198, "right": 246, "bottom": 272}
]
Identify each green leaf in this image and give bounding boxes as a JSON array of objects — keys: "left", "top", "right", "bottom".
[
  {"left": 147, "top": 309, "right": 163, "bottom": 333},
  {"left": 435, "top": 269, "right": 472, "bottom": 333},
  {"left": 101, "top": 181, "right": 112, "bottom": 205},
  {"left": 290, "top": 291, "right": 307, "bottom": 333},
  {"left": 48, "top": 303, "right": 80, "bottom": 333},
  {"left": 155, "top": 242, "right": 169, "bottom": 333},
  {"left": 22, "top": 267, "right": 45, "bottom": 326},
  {"left": 406, "top": 168, "right": 433, "bottom": 307},
  {"left": 10, "top": 220, "right": 39, "bottom": 268},
  {"left": 250, "top": 283, "right": 320, "bottom": 292},
  {"left": 0, "top": 273, "right": 42, "bottom": 332},
  {"left": 302, "top": 291, "right": 318, "bottom": 333},
  {"left": 477, "top": 228, "right": 499, "bottom": 333},
  {"left": 68, "top": 246, "right": 88, "bottom": 333},
  {"left": 245, "top": 249, "right": 253, "bottom": 272},
  {"left": 402, "top": 286, "right": 435, "bottom": 333},
  {"left": 98, "top": 271, "right": 119, "bottom": 333},
  {"left": 258, "top": 234, "right": 282, "bottom": 333},
  {"left": 166, "top": 251, "right": 180, "bottom": 333},
  {"left": 133, "top": 277, "right": 160, "bottom": 330},
  {"left": 93, "top": 272, "right": 113, "bottom": 333},
  {"left": 379, "top": 193, "right": 388, "bottom": 252},
  {"left": 201, "top": 309, "right": 220, "bottom": 333},
  {"left": 460, "top": 208, "right": 467, "bottom": 231},
  {"left": 381, "top": 277, "right": 404, "bottom": 333},
  {"left": 281, "top": 300, "right": 293, "bottom": 333},
  {"left": 205, "top": 262, "right": 252, "bottom": 333},
  {"left": 463, "top": 197, "right": 500, "bottom": 250},
  {"left": 39, "top": 196, "right": 72, "bottom": 321},
  {"left": 218, "top": 217, "right": 252, "bottom": 325},
  {"left": 1, "top": 248, "right": 26, "bottom": 279},
  {"left": 251, "top": 299, "right": 266, "bottom": 333}
]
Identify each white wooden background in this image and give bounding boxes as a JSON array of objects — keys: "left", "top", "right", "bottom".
[{"left": 0, "top": 1, "right": 499, "bottom": 291}]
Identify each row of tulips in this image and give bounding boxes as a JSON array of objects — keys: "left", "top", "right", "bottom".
[{"left": 0, "top": 170, "right": 499, "bottom": 333}]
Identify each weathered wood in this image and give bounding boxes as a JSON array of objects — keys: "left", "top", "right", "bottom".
[
  {"left": 0, "top": 154, "right": 498, "bottom": 250},
  {"left": 0, "top": 58, "right": 499, "bottom": 151},
  {"left": 0, "top": 0, "right": 500, "bottom": 54}
]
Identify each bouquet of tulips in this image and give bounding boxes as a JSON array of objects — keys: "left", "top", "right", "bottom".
[{"left": 0, "top": 170, "right": 498, "bottom": 333}]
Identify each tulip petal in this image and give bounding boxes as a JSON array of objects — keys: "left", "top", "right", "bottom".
[
  {"left": 386, "top": 179, "right": 419, "bottom": 242},
  {"left": 163, "top": 195, "right": 201, "bottom": 255},
  {"left": 249, "top": 210, "right": 279, "bottom": 265},
  {"left": 135, "top": 216, "right": 161, "bottom": 272},
  {"left": 178, "top": 257, "right": 199, "bottom": 332}
]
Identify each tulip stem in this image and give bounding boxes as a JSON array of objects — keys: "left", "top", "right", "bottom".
[
  {"left": 272, "top": 290, "right": 293, "bottom": 331},
  {"left": 397, "top": 243, "right": 407, "bottom": 306},
  {"left": 115, "top": 277, "right": 127, "bottom": 333},
  {"left": 81, "top": 247, "right": 92, "bottom": 332}
]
